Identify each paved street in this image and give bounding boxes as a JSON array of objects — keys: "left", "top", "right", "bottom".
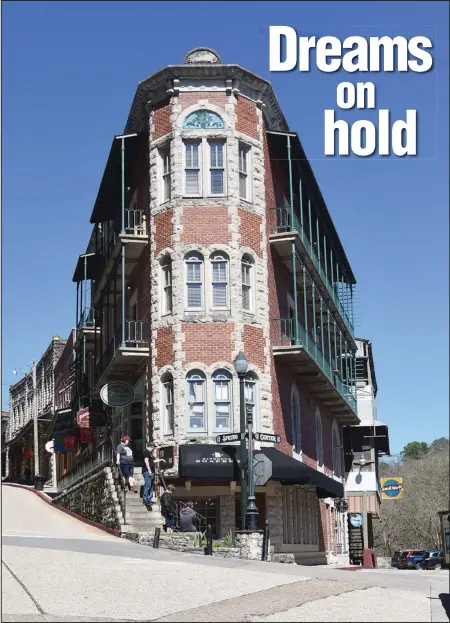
[{"left": 2, "top": 485, "right": 449, "bottom": 622}]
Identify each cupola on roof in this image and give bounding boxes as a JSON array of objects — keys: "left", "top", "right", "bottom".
[{"left": 183, "top": 47, "right": 222, "bottom": 64}]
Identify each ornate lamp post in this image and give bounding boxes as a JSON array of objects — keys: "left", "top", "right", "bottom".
[
  {"left": 233, "top": 351, "right": 249, "bottom": 530},
  {"left": 245, "top": 402, "right": 259, "bottom": 530}
]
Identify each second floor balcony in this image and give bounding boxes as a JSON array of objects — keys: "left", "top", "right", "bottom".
[
  {"left": 94, "top": 319, "right": 149, "bottom": 389},
  {"left": 271, "top": 316, "right": 359, "bottom": 424}
]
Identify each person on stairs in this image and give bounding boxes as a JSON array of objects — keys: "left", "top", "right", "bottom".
[
  {"left": 142, "top": 441, "right": 165, "bottom": 506},
  {"left": 160, "top": 484, "right": 177, "bottom": 532},
  {"left": 116, "top": 435, "right": 136, "bottom": 492}
]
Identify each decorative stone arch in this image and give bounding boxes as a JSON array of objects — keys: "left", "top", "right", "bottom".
[{"left": 176, "top": 102, "right": 231, "bottom": 131}]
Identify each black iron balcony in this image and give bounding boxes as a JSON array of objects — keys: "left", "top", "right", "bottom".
[
  {"left": 95, "top": 319, "right": 149, "bottom": 386},
  {"left": 270, "top": 206, "right": 355, "bottom": 339},
  {"left": 271, "top": 317, "right": 358, "bottom": 423}
]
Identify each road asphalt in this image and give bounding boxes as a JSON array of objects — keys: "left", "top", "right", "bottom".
[{"left": 2, "top": 484, "right": 449, "bottom": 622}]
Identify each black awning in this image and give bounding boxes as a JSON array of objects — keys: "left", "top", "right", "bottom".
[
  {"left": 178, "top": 445, "right": 344, "bottom": 499},
  {"left": 89, "top": 133, "right": 145, "bottom": 224},
  {"left": 72, "top": 253, "right": 97, "bottom": 283}
]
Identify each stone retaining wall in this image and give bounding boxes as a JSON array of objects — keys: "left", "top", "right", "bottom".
[{"left": 53, "top": 467, "right": 122, "bottom": 530}]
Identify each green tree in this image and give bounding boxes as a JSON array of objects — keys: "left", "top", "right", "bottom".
[
  {"left": 430, "top": 437, "right": 449, "bottom": 455},
  {"left": 401, "top": 441, "right": 429, "bottom": 461}
]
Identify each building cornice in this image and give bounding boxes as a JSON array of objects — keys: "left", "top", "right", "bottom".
[{"left": 124, "top": 64, "right": 289, "bottom": 135}]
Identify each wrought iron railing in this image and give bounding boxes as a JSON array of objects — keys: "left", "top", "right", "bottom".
[
  {"left": 272, "top": 206, "right": 354, "bottom": 335},
  {"left": 78, "top": 308, "right": 95, "bottom": 328},
  {"left": 57, "top": 439, "right": 113, "bottom": 492},
  {"left": 95, "top": 320, "right": 149, "bottom": 381},
  {"left": 271, "top": 317, "right": 357, "bottom": 413},
  {"left": 125, "top": 209, "right": 147, "bottom": 236}
]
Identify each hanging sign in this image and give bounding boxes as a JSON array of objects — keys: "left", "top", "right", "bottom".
[
  {"left": 45, "top": 441, "right": 54, "bottom": 454},
  {"left": 80, "top": 427, "right": 94, "bottom": 444},
  {"left": 349, "top": 513, "right": 363, "bottom": 528},
  {"left": 63, "top": 436, "right": 76, "bottom": 450},
  {"left": 100, "top": 382, "right": 134, "bottom": 407},
  {"left": 381, "top": 477, "right": 403, "bottom": 500},
  {"left": 76, "top": 407, "right": 90, "bottom": 428}
]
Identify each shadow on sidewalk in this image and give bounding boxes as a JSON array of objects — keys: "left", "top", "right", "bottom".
[{"left": 439, "top": 594, "right": 450, "bottom": 621}]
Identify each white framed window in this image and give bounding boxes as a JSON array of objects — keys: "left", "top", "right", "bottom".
[
  {"left": 210, "top": 252, "right": 229, "bottom": 309},
  {"left": 182, "top": 138, "right": 227, "bottom": 198},
  {"left": 332, "top": 422, "right": 341, "bottom": 477},
  {"left": 241, "top": 254, "right": 254, "bottom": 313},
  {"left": 239, "top": 142, "right": 251, "bottom": 201},
  {"left": 209, "top": 141, "right": 225, "bottom": 196},
  {"left": 161, "top": 256, "right": 172, "bottom": 316},
  {"left": 244, "top": 373, "right": 258, "bottom": 430},
  {"left": 159, "top": 146, "right": 171, "bottom": 203},
  {"left": 185, "top": 252, "right": 204, "bottom": 311},
  {"left": 291, "top": 384, "right": 301, "bottom": 455},
  {"left": 184, "top": 141, "right": 201, "bottom": 196},
  {"left": 161, "top": 373, "right": 174, "bottom": 435},
  {"left": 315, "top": 407, "right": 323, "bottom": 467},
  {"left": 187, "top": 370, "right": 206, "bottom": 432},
  {"left": 212, "top": 370, "right": 232, "bottom": 431}
]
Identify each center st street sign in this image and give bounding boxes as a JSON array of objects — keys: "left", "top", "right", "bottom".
[{"left": 216, "top": 431, "right": 280, "bottom": 444}]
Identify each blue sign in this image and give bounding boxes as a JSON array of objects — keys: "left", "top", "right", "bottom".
[{"left": 349, "top": 513, "right": 363, "bottom": 528}]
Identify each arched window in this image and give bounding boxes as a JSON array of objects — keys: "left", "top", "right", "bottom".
[
  {"left": 210, "top": 252, "right": 229, "bottom": 309},
  {"left": 185, "top": 252, "right": 204, "bottom": 311},
  {"left": 241, "top": 254, "right": 254, "bottom": 313},
  {"left": 291, "top": 384, "right": 301, "bottom": 454},
  {"left": 332, "top": 423, "right": 341, "bottom": 477},
  {"left": 315, "top": 407, "right": 323, "bottom": 466},
  {"left": 160, "top": 255, "right": 172, "bottom": 316},
  {"left": 161, "top": 372, "right": 174, "bottom": 435},
  {"left": 244, "top": 372, "right": 259, "bottom": 431},
  {"left": 183, "top": 110, "right": 225, "bottom": 129},
  {"left": 212, "top": 370, "right": 232, "bottom": 431},
  {"left": 186, "top": 370, "right": 206, "bottom": 432}
]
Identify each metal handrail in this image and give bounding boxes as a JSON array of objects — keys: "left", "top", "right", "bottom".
[
  {"left": 272, "top": 206, "right": 354, "bottom": 334},
  {"left": 271, "top": 317, "right": 357, "bottom": 412}
]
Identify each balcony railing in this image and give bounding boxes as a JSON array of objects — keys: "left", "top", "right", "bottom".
[
  {"left": 95, "top": 320, "right": 149, "bottom": 381},
  {"left": 125, "top": 209, "right": 147, "bottom": 236},
  {"left": 272, "top": 206, "right": 354, "bottom": 334},
  {"left": 272, "top": 317, "right": 357, "bottom": 412},
  {"left": 78, "top": 308, "right": 95, "bottom": 329},
  {"left": 57, "top": 439, "right": 113, "bottom": 492}
]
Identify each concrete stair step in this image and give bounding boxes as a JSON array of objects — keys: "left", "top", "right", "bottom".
[{"left": 125, "top": 511, "right": 161, "bottom": 520}]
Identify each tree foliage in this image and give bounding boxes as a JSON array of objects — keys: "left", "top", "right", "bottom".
[
  {"left": 401, "top": 441, "right": 429, "bottom": 461},
  {"left": 373, "top": 438, "right": 449, "bottom": 555}
]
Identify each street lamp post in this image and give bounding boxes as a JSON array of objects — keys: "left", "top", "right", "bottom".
[
  {"left": 245, "top": 403, "right": 259, "bottom": 530},
  {"left": 233, "top": 351, "right": 249, "bottom": 531}
]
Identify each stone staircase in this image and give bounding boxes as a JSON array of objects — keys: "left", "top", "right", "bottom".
[{"left": 114, "top": 467, "right": 164, "bottom": 535}]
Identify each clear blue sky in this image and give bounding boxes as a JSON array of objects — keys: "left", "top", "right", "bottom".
[{"left": 2, "top": 1, "right": 448, "bottom": 454}]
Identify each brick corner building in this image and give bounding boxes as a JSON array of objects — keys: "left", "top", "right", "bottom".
[{"left": 51, "top": 47, "right": 361, "bottom": 563}]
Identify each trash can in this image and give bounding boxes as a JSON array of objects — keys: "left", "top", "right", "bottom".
[{"left": 34, "top": 476, "right": 46, "bottom": 491}]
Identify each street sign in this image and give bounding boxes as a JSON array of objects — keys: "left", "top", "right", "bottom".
[
  {"left": 216, "top": 432, "right": 245, "bottom": 444},
  {"left": 253, "top": 452, "right": 272, "bottom": 486},
  {"left": 253, "top": 432, "right": 281, "bottom": 444},
  {"left": 349, "top": 513, "right": 363, "bottom": 528}
]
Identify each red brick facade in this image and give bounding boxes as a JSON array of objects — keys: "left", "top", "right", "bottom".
[
  {"left": 154, "top": 211, "right": 173, "bottom": 255},
  {"left": 243, "top": 325, "right": 265, "bottom": 371},
  {"left": 179, "top": 91, "right": 228, "bottom": 112},
  {"left": 236, "top": 96, "right": 259, "bottom": 139},
  {"left": 182, "top": 324, "right": 233, "bottom": 366},
  {"left": 239, "top": 209, "right": 263, "bottom": 257},
  {"left": 153, "top": 102, "right": 172, "bottom": 140},
  {"left": 180, "top": 206, "right": 231, "bottom": 245},
  {"left": 156, "top": 327, "right": 174, "bottom": 368}
]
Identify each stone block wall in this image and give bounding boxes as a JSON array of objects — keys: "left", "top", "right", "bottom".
[{"left": 53, "top": 467, "right": 122, "bottom": 530}]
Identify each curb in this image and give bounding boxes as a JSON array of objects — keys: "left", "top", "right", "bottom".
[{"left": 2, "top": 482, "right": 121, "bottom": 538}]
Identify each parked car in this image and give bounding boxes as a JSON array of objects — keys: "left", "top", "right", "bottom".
[
  {"left": 391, "top": 551, "right": 403, "bottom": 568},
  {"left": 400, "top": 550, "right": 426, "bottom": 569},
  {"left": 420, "top": 551, "right": 443, "bottom": 570}
]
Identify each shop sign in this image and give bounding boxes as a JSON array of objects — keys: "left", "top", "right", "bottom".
[
  {"left": 158, "top": 446, "right": 174, "bottom": 469},
  {"left": 45, "top": 440, "right": 54, "bottom": 454},
  {"left": 349, "top": 513, "right": 363, "bottom": 528},
  {"left": 76, "top": 407, "right": 90, "bottom": 428},
  {"left": 100, "top": 382, "right": 134, "bottom": 407},
  {"left": 380, "top": 477, "right": 403, "bottom": 500},
  {"left": 80, "top": 427, "right": 94, "bottom": 444}
]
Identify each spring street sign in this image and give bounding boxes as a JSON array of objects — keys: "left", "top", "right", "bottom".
[
  {"left": 216, "top": 432, "right": 245, "bottom": 444},
  {"left": 380, "top": 477, "right": 403, "bottom": 500}
]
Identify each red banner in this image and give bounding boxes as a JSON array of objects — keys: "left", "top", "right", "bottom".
[
  {"left": 76, "top": 407, "right": 90, "bottom": 428},
  {"left": 63, "top": 436, "right": 76, "bottom": 450},
  {"left": 79, "top": 427, "right": 94, "bottom": 444},
  {"left": 23, "top": 448, "right": 34, "bottom": 458}
]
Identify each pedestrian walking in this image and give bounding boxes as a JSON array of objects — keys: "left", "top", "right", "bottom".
[
  {"left": 160, "top": 484, "right": 177, "bottom": 532},
  {"left": 179, "top": 500, "right": 199, "bottom": 532},
  {"left": 116, "top": 435, "right": 136, "bottom": 491},
  {"left": 142, "top": 441, "right": 165, "bottom": 506}
]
